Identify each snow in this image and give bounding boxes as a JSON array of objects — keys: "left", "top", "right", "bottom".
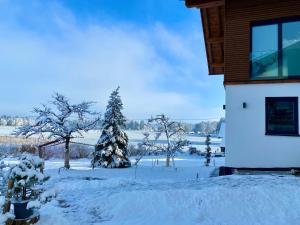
[
  {"left": 0, "top": 126, "right": 16, "bottom": 136},
  {"left": 2, "top": 155, "right": 300, "bottom": 225},
  {"left": 0, "top": 126, "right": 223, "bottom": 154},
  {"left": 34, "top": 156, "right": 219, "bottom": 225},
  {"left": 27, "top": 200, "right": 41, "bottom": 209}
]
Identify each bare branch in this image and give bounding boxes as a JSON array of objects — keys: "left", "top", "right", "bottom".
[{"left": 140, "top": 114, "right": 189, "bottom": 167}]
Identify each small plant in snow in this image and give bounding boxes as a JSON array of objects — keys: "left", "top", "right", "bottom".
[
  {"left": 92, "top": 87, "right": 131, "bottom": 168},
  {"left": 204, "top": 135, "right": 211, "bottom": 167},
  {"left": 7, "top": 154, "right": 55, "bottom": 211},
  {"left": 8, "top": 154, "right": 45, "bottom": 201}
]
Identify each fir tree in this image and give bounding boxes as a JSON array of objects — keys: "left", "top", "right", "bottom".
[
  {"left": 92, "top": 87, "right": 131, "bottom": 168},
  {"left": 204, "top": 135, "right": 211, "bottom": 167}
]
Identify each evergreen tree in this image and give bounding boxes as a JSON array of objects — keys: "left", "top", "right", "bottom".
[
  {"left": 92, "top": 87, "right": 131, "bottom": 168},
  {"left": 204, "top": 135, "right": 211, "bottom": 166}
]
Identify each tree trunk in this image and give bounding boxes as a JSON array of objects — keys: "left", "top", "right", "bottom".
[
  {"left": 64, "top": 137, "right": 71, "bottom": 169},
  {"left": 164, "top": 122, "right": 171, "bottom": 167},
  {"left": 166, "top": 154, "right": 170, "bottom": 167},
  {"left": 38, "top": 146, "right": 43, "bottom": 158},
  {"left": 39, "top": 146, "right": 44, "bottom": 173},
  {"left": 171, "top": 152, "right": 175, "bottom": 168}
]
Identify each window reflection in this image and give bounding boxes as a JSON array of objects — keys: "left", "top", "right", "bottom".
[
  {"left": 251, "top": 25, "right": 278, "bottom": 78},
  {"left": 283, "top": 21, "right": 300, "bottom": 76},
  {"left": 251, "top": 19, "right": 300, "bottom": 79}
]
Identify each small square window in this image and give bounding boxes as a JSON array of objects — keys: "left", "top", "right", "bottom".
[{"left": 266, "top": 97, "right": 298, "bottom": 136}]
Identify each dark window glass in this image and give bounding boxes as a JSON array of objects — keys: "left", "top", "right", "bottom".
[
  {"left": 251, "top": 19, "right": 300, "bottom": 79},
  {"left": 266, "top": 97, "right": 298, "bottom": 135},
  {"left": 283, "top": 21, "right": 300, "bottom": 76},
  {"left": 251, "top": 25, "right": 279, "bottom": 78}
]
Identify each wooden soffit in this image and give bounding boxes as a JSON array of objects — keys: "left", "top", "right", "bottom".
[{"left": 186, "top": 0, "right": 225, "bottom": 75}]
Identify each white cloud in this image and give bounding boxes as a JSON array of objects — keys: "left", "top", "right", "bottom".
[{"left": 0, "top": 1, "right": 224, "bottom": 121}]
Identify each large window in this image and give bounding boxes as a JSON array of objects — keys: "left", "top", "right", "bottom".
[
  {"left": 251, "top": 19, "right": 300, "bottom": 79},
  {"left": 252, "top": 25, "right": 279, "bottom": 78},
  {"left": 266, "top": 97, "right": 299, "bottom": 136},
  {"left": 283, "top": 21, "right": 300, "bottom": 76}
]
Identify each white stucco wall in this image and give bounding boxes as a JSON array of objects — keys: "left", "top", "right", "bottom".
[
  {"left": 218, "top": 122, "right": 225, "bottom": 148},
  {"left": 226, "top": 83, "right": 300, "bottom": 168}
]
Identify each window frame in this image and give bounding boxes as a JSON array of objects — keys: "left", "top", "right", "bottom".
[
  {"left": 265, "top": 97, "right": 299, "bottom": 136},
  {"left": 250, "top": 16, "right": 300, "bottom": 80}
]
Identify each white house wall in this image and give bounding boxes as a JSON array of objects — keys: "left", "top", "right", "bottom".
[{"left": 226, "top": 83, "right": 300, "bottom": 168}]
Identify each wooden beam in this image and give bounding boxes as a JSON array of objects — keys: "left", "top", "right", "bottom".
[
  {"left": 217, "top": 6, "right": 223, "bottom": 36},
  {"left": 207, "top": 37, "right": 223, "bottom": 43},
  {"left": 185, "top": 0, "right": 224, "bottom": 9},
  {"left": 211, "top": 63, "right": 224, "bottom": 67},
  {"left": 210, "top": 67, "right": 224, "bottom": 75}
]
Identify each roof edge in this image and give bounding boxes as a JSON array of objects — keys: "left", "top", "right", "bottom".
[{"left": 185, "top": 0, "right": 224, "bottom": 9}]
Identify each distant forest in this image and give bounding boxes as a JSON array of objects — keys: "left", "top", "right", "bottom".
[{"left": 0, "top": 115, "right": 224, "bottom": 135}]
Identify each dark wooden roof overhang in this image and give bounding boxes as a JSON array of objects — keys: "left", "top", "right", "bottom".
[{"left": 185, "top": 0, "right": 225, "bottom": 75}]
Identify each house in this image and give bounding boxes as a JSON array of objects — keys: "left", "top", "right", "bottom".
[{"left": 185, "top": 0, "right": 300, "bottom": 171}]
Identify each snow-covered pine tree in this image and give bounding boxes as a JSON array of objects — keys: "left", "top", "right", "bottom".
[
  {"left": 204, "top": 135, "right": 211, "bottom": 166},
  {"left": 92, "top": 87, "right": 131, "bottom": 168}
]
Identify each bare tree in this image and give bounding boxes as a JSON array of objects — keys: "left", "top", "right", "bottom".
[
  {"left": 143, "top": 114, "right": 189, "bottom": 167},
  {"left": 14, "top": 93, "right": 101, "bottom": 169}
]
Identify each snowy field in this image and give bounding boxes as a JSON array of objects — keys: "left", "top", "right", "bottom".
[
  {"left": 2, "top": 156, "right": 300, "bottom": 225},
  {"left": 0, "top": 127, "right": 15, "bottom": 136},
  {"left": 0, "top": 126, "right": 222, "bottom": 152}
]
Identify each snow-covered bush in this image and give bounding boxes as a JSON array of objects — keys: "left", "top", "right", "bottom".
[
  {"left": 25, "top": 189, "right": 56, "bottom": 211},
  {"left": 92, "top": 87, "right": 131, "bottom": 168},
  {"left": 8, "top": 154, "right": 45, "bottom": 200},
  {"left": 204, "top": 135, "right": 211, "bottom": 167},
  {"left": 0, "top": 160, "right": 9, "bottom": 198},
  {"left": 5, "top": 154, "right": 55, "bottom": 212},
  {"left": 127, "top": 144, "right": 146, "bottom": 157},
  {"left": 0, "top": 195, "right": 4, "bottom": 209},
  {"left": 42, "top": 143, "right": 93, "bottom": 160},
  {"left": 189, "top": 147, "right": 199, "bottom": 155}
]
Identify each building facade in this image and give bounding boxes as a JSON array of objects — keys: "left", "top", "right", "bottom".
[{"left": 186, "top": 0, "right": 300, "bottom": 169}]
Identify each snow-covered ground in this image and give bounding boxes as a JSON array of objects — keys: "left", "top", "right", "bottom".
[
  {"left": 0, "top": 126, "right": 15, "bottom": 136},
  {"left": 2, "top": 156, "right": 300, "bottom": 225},
  {"left": 38, "top": 156, "right": 223, "bottom": 225}
]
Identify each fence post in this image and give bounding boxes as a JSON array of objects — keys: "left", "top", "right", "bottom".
[{"left": 3, "top": 179, "right": 14, "bottom": 214}]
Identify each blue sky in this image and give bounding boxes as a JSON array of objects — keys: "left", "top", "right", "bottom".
[{"left": 0, "top": 0, "right": 224, "bottom": 121}]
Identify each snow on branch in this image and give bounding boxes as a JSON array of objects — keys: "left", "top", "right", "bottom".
[
  {"left": 13, "top": 93, "right": 101, "bottom": 140},
  {"left": 142, "top": 114, "right": 190, "bottom": 167}
]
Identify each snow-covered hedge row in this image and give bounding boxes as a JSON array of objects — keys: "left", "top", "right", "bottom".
[{"left": 0, "top": 143, "right": 93, "bottom": 159}]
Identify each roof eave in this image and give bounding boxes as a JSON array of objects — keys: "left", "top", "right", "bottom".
[{"left": 185, "top": 0, "right": 225, "bottom": 9}]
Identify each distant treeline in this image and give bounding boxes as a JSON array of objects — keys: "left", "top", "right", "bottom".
[
  {"left": 126, "top": 118, "right": 224, "bottom": 135},
  {"left": 0, "top": 115, "right": 34, "bottom": 126},
  {"left": 0, "top": 115, "right": 224, "bottom": 134}
]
